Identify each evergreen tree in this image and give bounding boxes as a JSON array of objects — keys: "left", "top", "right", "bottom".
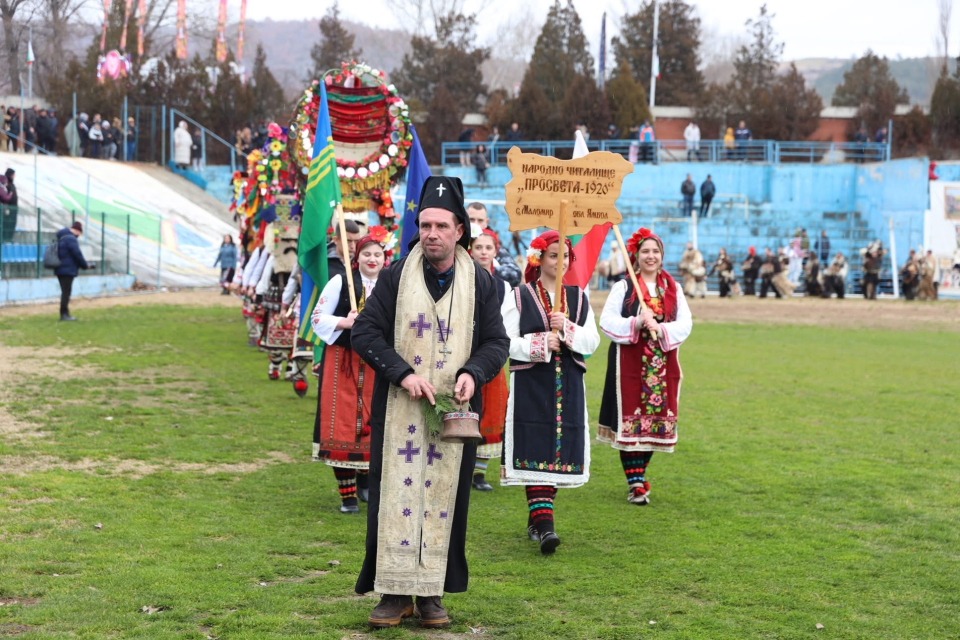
[
  {"left": 696, "top": 5, "right": 819, "bottom": 140},
  {"left": 929, "top": 66, "right": 960, "bottom": 152},
  {"left": 606, "top": 60, "right": 651, "bottom": 135},
  {"left": 419, "top": 82, "right": 464, "bottom": 162},
  {"left": 392, "top": 12, "right": 489, "bottom": 161},
  {"left": 561, "top": 74, "right": 611, "bottom": 140},
  {"left": 511, "top": 67, "right": 553, "bottom": 140},
  {"left": 528, "top": 0, "right": 595, "bottom": 105},
  {"left": 832, "top": 50, "right": 909, "bottom": 135},
  {"left": 612, "top": 0, "right": 703, "bottom": 106},
  {"left": 893, "top": 105, "right": 931, "bottom": 158},
  {"left": 250, "top": 43, "right": 287, "bottom": 121},
  {"left": 309, "top": 2, "right": 362, "bottom": 80}
]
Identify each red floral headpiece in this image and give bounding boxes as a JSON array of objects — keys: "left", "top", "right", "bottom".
[
  {"left": 353, "top": 224, "right": 397, "bottom": 268},
  {"left": 626, "top": 227, "right": 663, "bottom": 261}
]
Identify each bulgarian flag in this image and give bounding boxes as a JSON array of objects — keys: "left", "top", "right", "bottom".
[
  {"left": 563, "top": 131, "right": 611, "bottom": 289},
  {"left": 297, "top": 81, "right": 341, "bottom": 345}
]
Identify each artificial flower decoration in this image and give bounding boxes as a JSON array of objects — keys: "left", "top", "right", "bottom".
[
  {"left": 626, "top": 227, "right": 655, "bottom": 257},
  {"left": 470, "top": 222, "right": 483, "bottom": 240},
  {"left": 526, "top": 237, "right": 548, "bottom": 266},
  {"left": 267, "top": 122, "right": 282, "bottom": 138}
]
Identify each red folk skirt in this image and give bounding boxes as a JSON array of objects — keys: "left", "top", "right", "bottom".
[
  {"left": 312, "top": 344, "right": 373, "bottom": 467},
  {"left": 479, "top": 368, "right": 507, "bottom": 446}
]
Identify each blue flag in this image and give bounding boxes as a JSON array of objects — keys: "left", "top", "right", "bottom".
[{"left": 399, "top": 125, "right": 431, "bottom": 257}]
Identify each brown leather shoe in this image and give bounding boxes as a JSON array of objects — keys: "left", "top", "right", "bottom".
[
  {"left": 415, "top": 595, "right": 451, "bottom": 629},
  {"left": 368, "top": 594, "right": 414, "bottom": 628}
]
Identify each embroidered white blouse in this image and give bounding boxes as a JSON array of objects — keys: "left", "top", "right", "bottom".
[
  {"left": 309, "top": 274, "right": 378, "bottom": 345},
  {"left": 599, "top": 279, "right": 693, "bottom": 352},
  {"left": 503, "top": 287, "right": 600, "bottom": 363}
]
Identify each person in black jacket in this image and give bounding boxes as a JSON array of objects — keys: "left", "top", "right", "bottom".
[
  {"left": 55, "top": 222, "right": 92, "bottom": 321},
  {"left": 350, "top": 176, "right": 508, "bottom": 629},
  {"left": 680, "top": 174, "right": 696, "bottom": 217},
  {"left": 700, "top": 175, "right": 716, "bottom": 216}
]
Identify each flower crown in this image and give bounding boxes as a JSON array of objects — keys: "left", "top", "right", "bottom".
[
  {"left": 368, "top": 225, "right": 398, "bottom": 253},
  {"left": 626, "top": 227, "right": 656, "bottom": 258},
  {"left": 526, "top": 237, "right": 549, "bottom": 267}
]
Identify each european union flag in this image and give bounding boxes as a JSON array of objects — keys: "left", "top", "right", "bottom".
[{"left": 399, "top": 125, "right": 431, "bottom": 257}]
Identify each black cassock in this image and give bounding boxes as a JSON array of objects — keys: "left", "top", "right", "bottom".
[{"left": 351, "top": 254, "right": 509, "bottom": 594}]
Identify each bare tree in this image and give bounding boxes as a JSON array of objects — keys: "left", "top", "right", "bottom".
[
  {"left": 937, "top": 0, "right": 952, "bottom": 75},
  {"left": 482, "top": 6, "right": 539, "bottom": 91},
  {"left": 0, "top": 0, "right": 33, "bottom": 94},
  {"left": 388, "top": 0, "right": 490, "bottom": 36}
]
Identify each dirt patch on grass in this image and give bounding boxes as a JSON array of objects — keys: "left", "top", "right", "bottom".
[
  {"left": 0, "top": 624, "right": 37, "bottom": 636},
  {"left": 589, "top": 293, "right": 960, "bottom": 332},
  {"left": 261, "top": 570, "right": 330, "bottom": 586},
  {"left": 0, "top": 289, "right": 240, "bottom": 317},
  {"left": 0, "top": 451, "right": 296, "bottom": 478},
  {"left": 0, "top": 598, "right": 40, "bottom": 606}
]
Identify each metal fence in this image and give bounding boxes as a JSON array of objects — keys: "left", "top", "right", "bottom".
[
  {"left": 0, "top": 206, "right": 146, "bottom": 281},
  {"left": 441, "top": 139, "right": 892, "bottom": 166}
]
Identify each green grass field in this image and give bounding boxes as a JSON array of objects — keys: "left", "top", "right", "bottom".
[{"left": 1, "top": 304, "right": 958, "bottom": 639}]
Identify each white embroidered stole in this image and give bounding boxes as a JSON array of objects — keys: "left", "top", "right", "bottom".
[{"left": 374, "top": 244, "right": 476, "bottom": 596}]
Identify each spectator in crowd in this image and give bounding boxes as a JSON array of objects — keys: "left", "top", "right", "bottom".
[
  {"left": 24, "top": 105, "right": 37, "bottom": 149},
  {"left": 723, "top": 127, "right": 735, "bottom": 160},
  {"left": 458, "top": 127, "right": 475, "bottom": 167},
  {"left": 0, "top": 104, "right": 6, "bottom": 150},
  {"left": 700, "top": 175, "right": 715, "bottom": 217},
  {"left": 800, "top": 229, "right": 810, "bottom": 252},
  {"left": 101, "top": 120, "right": 117, "bottom": 160},
  {"left": 953, "top": 244, "right": 960, "bottom": 287},
  {"left": 874, "top": 126, "right": 887, "bottom": 144},
  {"left": 238, "top": 126, "right": 253, "bottom": 156},
  {"left": 604, "top": 240, "right": 626, "bottom": 286},
  {"left": 684, "top": 120, "right": 701, "bottom": 161},
  {"left": 734, "top": 120, "right": 752, "bottom": 160},
  {"left": 607, "top": 123, "right": 620, "bottom": 140},
  {"left": 77, "top": 113, "right": 90, "bottom": 157},
  {"left": 35, "top": 109, "right": 53, "bottom": 152},
  {"left": 214, "top": 234, "right": 238, "bottom": 295},
  {"left": 639, "top": 120, "right": 655, "bottom": 163},
  {"left": 0, "top": 170, "right": 16, "bottom": 207},
  {"left": 505, "top": 122, "right": 523, "bottom": 142},
  {"left": 64, "top": 113, "right": 82, "bottom": 156},
  {"left": 487, "top": 126, "right": 500, "bottom": 146},
  {"left": 126, "top": 117, "right": 137, "bottom": 161},
  {"left": 92, "top": 113, "right": 102, "bottom": 125},
  {"left": 55, "top": 222, "right": 92, "bottom": 321},
  {"left": 49, "top": 109, "right": 58, "bottom": 150},
  {"left": 6, "top": 107, "right": 20, "bottom": 151},
  {"left": 821, "top": 252, "right": 848, "bottom": 298},
  {"left": 473, "top": 144, "right": 488, "bottom": 187},
  {"left": 4, "top": 168, "right": 17, "bottom": 208},
  {"left": 929, "top": 160, "right": 939, "bottom": 181},
  {"left": 680, "top": 174, "right": 696, "bottom": 217},
  {"left": 852, "top": 126, "right": 868, "bottom": 163},
  {"left": 627, "top": 124, "right": 640, "bottom": 163},
  {"left": 900, "top": 249, "right": 920, "bottom": 300},
  {"left": 191, "top": 127, "right": 203, "bottom": 171},
  {"left": 816, "top": 230, "right": 830, "bottom": 262},
  {"left": 174, "top": 121, "right": 192, "bottom": 170},
  {"left": 466, "top": 202, "right": 521, "bottom": 287},
  {"left": 87, "top": 121, "right": 103, "bottom": 159},
  {"left": 741, "top": 246, "right": 762, "bottom": 296}
]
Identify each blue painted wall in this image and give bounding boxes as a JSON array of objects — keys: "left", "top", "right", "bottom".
[
  {"left": 1, "top": 274, "right": 136, "bottom": 304},
  {"left": 440, "top": 158, "right": 929, "bottom": 280}
]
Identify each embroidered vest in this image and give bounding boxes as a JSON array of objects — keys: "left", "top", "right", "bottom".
[{"left": 511, "top": 283, "right": 587, "bottom": 370}]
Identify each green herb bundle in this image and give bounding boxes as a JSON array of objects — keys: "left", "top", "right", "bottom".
[{"left": 420, "top": 393, "right": 460, "bottom": 438}]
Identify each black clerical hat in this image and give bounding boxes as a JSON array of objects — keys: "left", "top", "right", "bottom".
[{"left": 414, "top": 176, "right": 470, "bottom": 249}]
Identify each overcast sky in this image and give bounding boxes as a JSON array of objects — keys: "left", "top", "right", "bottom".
[{"left": 246, "top": 0, "right": 942, "bottom": 62}]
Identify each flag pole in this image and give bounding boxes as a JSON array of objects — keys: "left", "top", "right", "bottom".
[
  {"left": 552, "top": 200, "right": 569, "bottom": 328},
  {"left": 649, "top": 0, "right": 659, "bottom": 108},
  {"left": 335, "top": 204, "right": 358, "bottom": 311},
  {"left": 612, "top": 225, "right": 658, "bottom": 341}
]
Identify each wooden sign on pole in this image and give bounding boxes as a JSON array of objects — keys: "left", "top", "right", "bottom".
[
  {"left": 505, "top": 146, "right": 633, "bottom": 315},
  {"left": 504, "top": 146, "right": 633, "bottom": 233}
]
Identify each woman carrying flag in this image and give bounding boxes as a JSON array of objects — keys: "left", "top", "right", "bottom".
[
  {"left": 310, "top": 226, "right": 395, "bottom": 513},
  {"left": 597, "top": 227, "right": 693, "bottom": 506}
]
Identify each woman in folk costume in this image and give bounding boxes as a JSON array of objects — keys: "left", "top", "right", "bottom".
[
  {"left": 597, "top": 227, "right": 693, "bottom": 506},
  {"left": 501, "top": 231, "right": 600, "bottom": 554},
  {"left": 310, "top": 226, "right": 396, "bottom": 514},
  {"left": 468, "top": 226, "right": 511, "bottom": 492}
]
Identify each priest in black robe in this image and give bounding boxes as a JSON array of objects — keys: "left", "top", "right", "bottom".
[{"left": 351, "top": 175, "right": 509, "bottom": 629}]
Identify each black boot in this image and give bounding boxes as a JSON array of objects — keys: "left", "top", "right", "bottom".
[{"left": 472, "top": 473, "right": 493, "bottom": 492}]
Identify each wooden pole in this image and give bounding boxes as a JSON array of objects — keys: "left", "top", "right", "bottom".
[
  {"left": 552, "top": 200, "right": 569, "bottom": 324},
  {"left": 612, "top": 225, "right": 658, "bottom": 342},
  {"left": 335, "top": 203, "right": 358, "bottom": 312}
]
